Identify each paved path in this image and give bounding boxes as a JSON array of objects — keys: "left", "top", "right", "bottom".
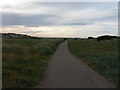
[{"left": 38, "top": 41, "right": 115, "bottom": 88}]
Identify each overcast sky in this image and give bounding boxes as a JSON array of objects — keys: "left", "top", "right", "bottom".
[{"left": 1, "top": 1, "right": 118, "bottom": 38}]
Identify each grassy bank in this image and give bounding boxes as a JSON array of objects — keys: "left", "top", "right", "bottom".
[
  {"left": 2, "top": 39, "right": 63, "bottom": 88},
  {"left": 68, "top": 39, "right": 118, "bottom": 87}
]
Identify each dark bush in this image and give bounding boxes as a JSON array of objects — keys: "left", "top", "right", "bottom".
[
  {"left": 88, "top": 37, "right": 95, "bottom": 39},
  {"left": 97, "top": 35, "right": 117, "bottom": 41}
]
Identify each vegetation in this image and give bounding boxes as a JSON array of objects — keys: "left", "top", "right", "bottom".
[
  {"left": 68, "top": 38, "right": 119, "bottom": 87},
  {"left": 2, "top": 38, "right": 63, "bottom": 88},
  {"left": 96, "top": 35, "right": 117, "bottom": 41}
]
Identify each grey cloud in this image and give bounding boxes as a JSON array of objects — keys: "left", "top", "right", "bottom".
[
  {"left": 32, "top": 2, "right": 116, "bottom": 10},
  {"left": 2, "top": 13, "right": 57, "bottom": 27},
  {"left": 2, "top": 2, "right": 117, "bottom": 27}
]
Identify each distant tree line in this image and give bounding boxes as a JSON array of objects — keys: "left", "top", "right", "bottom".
[
  {"left": 88, "top": 35, "right": 118, "bottom": 41},
  {"left": 96, "top": 35, "right": 117, "bottom": 41},
  {"left": 62, "top": 35, "right": 118, "bottom": 41},
  {"left": 1, "top": 33, "right": 119, "bottom": 41},
  {"left": 0, "top": 33, "right": 42, "bottom": 39}
]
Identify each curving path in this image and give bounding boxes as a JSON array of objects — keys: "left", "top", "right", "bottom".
[{"left": 38, "top": 41, "right": 115, "bottom": 88}]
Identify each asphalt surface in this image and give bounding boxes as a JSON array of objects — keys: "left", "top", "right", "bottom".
[{"left": 38, "top": 41, "right": 115, "bottom": 88}]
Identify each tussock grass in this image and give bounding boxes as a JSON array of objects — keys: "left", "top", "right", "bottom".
[
  {"left": 2, "top": 39, "right": 63, "bottom": 88},
  {"left": 68, "top": 39, "right": 119, "bottom": 87}
]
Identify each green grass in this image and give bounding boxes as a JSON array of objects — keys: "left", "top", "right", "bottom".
[
  {"left": 68, "top": 39, "right": 119, "bottom": 87},
  {"left": 2, "top": 38, "right": 63, "bottom": 88}
]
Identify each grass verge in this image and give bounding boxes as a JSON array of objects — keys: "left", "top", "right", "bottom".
[
  {"left": 2, "top": 38, "right": 63, "bottom": 88},
  {"left": 68, "top": 39, "right": 119, "bottom": 87}
]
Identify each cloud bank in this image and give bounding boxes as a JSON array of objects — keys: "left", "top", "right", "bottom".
[{"left": 1, "top": 2, "right": 118, "bottom": 38}]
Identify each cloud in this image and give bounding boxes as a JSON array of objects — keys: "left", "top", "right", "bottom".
[
  {"left": 1, "top": 2, "right": 118, "bottom": 37},
  {"left": 2, "top": 2, "right": 117, "bottom": 27},
  {"left": 21, "top": 31, "right": 43, "bottom": 33},
  {"left": 2, "top": 20, "right": 118, "bottom": 38},
  {"left": 2, "top": 13, "right": 57, "bottom": 27},
  {"left": 1, "top": 2, "right": 59, "bottom": 15}
]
